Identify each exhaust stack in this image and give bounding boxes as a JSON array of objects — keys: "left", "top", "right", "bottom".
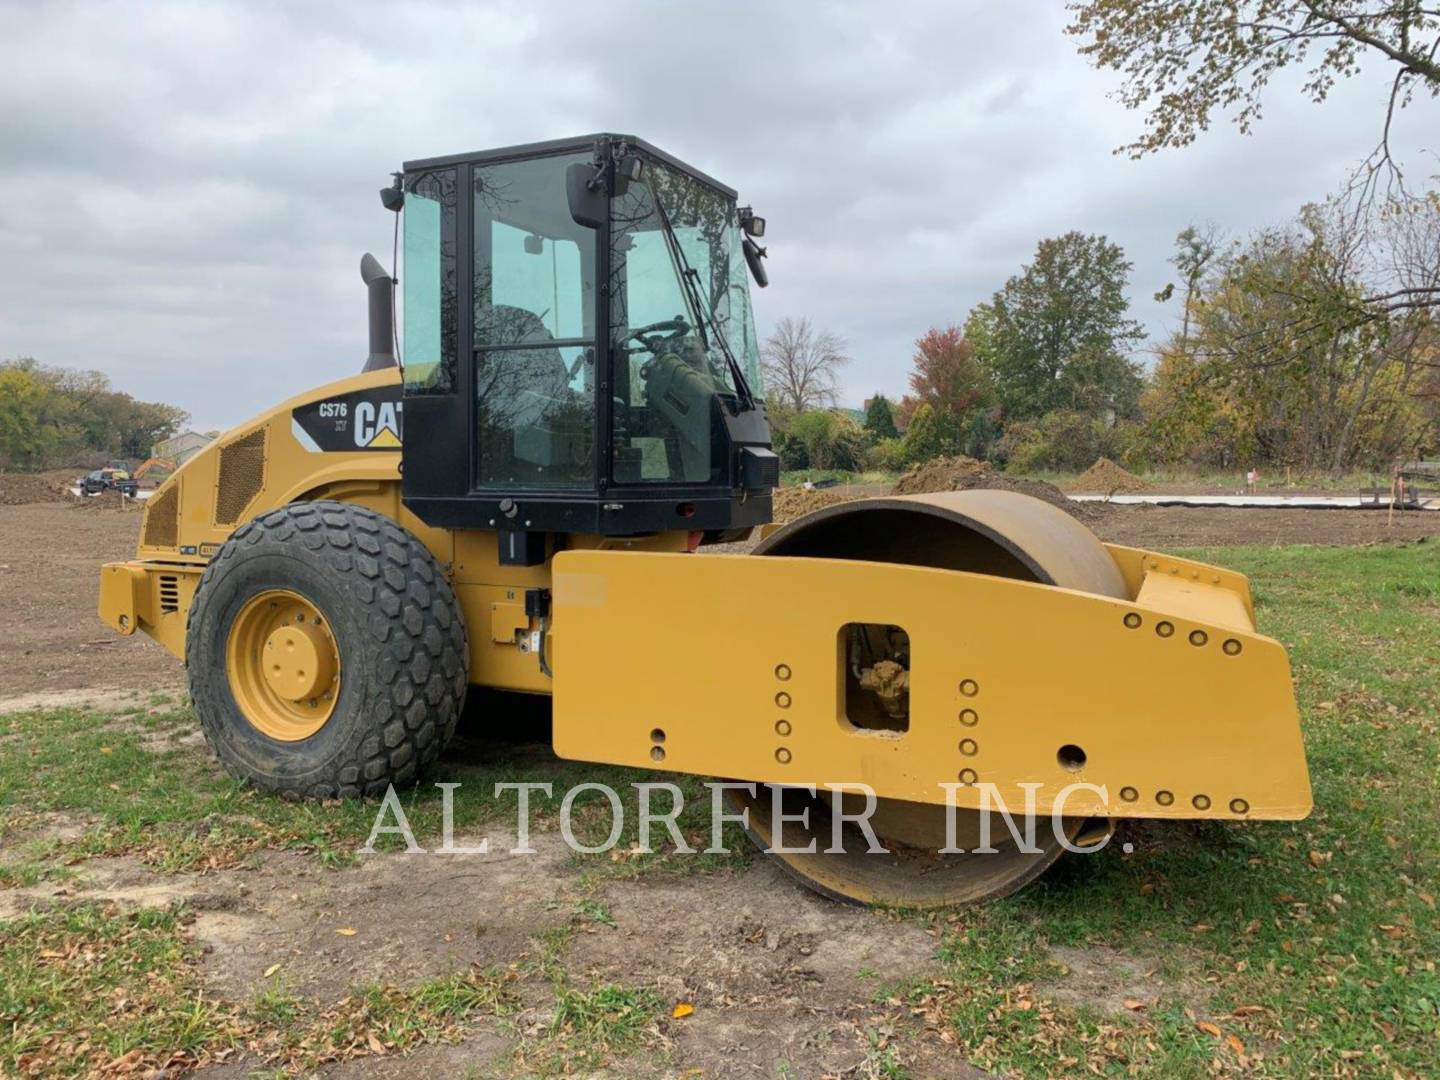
[{"left": 360, "top": 253, "right": 396, "bottom": 372}]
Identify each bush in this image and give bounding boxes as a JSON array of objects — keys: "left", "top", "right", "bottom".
[
  {"left": 900, "top": 404, "right": 948, "bottom": 465},
  {"left": 1106, "top": 419, "right": 1152, "bottom": 472},
  {"left": 864, "top": 437, "right": 907, "bottom": 472},
  {"left": 785, "top": 409, "right": 870, "bottom": 471},
  {"left": 772, "top": 428, "right": 809, "bottom": 471},
  {"left": 996, "top": 409, "right": 1149, "bottom": 473}
]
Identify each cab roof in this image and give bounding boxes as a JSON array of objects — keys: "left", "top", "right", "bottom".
[{"left": 402, "top": 133, "right": 737, "bottom": 200}]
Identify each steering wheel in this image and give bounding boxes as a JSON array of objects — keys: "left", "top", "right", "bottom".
[{"left": 625, "top": 318, "right": 690, "bottom": 353}]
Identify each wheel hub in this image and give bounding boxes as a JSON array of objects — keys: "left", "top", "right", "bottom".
[
  {"left": 262, "top": 621, "right": 335, "bottom": 702},
  {"left": 226, "top": 589, "right": 341, "bottom": 741}
]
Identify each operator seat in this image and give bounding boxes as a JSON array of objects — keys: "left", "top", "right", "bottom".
[
  {"left": 474, "top": 303, "right": 585, "bottom": 482},
  {"left": 476, "top": 303, "right": 569, "bottom": 394}
]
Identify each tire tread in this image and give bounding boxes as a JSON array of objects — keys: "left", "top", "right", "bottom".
[{"left": 185, "top": 501, "right": 467, "bottom": 799}]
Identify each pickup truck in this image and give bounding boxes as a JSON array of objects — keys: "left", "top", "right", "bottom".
[{"left": 79, "top": 468, "right": 139, "bottom": 497}]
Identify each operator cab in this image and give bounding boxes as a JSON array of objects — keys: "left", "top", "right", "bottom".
[{"left": 392, "top": 134, "right": 776, "bottom": 542}]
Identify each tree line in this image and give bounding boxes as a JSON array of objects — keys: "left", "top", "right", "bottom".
[
  {"left": 0, "top": 358, "right": 190, "bottom": 470},
  {"left": 763, "top": 184, "right": 1440, "bottom": 476}
]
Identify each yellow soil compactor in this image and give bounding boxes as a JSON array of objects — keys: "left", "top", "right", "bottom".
[{"left": 99, "top": 135, "right": 1311, "bottom": 906}]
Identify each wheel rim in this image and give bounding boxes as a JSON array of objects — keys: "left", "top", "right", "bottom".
[{"left": 225, "top": 588, "right": 341, "bottom": 741}]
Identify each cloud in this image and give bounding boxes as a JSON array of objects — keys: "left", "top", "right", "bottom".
[{"left": 0, "top": 1, "right": 1427, "bottom": 427}]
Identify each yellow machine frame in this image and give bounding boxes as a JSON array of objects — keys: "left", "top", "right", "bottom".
[
  {"left": 99, "top": 367, "right": 1312, "bottom": 827},
  {"left": 550, "top": 548, "right": 1309, "bottom": 819},
  {"left": 99, "top": 369, "right": 687, "bottom": 695}
]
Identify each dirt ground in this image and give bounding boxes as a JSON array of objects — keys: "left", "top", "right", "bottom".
[
  {"left": 4, "top": 497, "right": 1439, "bottom": 703},
  {"left": 1, "top": 719, "right": 1005, "bottom": 1078},
  {"left": 1087, "top": 502, "right": 1440, "bottom": 547},
  {"left": 0, "top": 501, "right": 183, "bottom": 697}
]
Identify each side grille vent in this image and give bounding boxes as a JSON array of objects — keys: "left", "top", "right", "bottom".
[
  {"left": 214, "top": 428, "right": 267, "bottom": 526},
  {"left": 142, "top": 483, "right": 180, "bottom": 548},
  {"left": 158, "top": 575, "right": 180, "bottom": 614}
]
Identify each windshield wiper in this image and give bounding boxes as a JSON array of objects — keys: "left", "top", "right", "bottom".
[{"left": 650, "top": 192, "right": 757, "bottom": 411}]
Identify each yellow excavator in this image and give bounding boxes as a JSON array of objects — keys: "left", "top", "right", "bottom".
[
  {"left": 98, "top": 134, "right": 1311, "bottom": 906},
  {"left": 132, "top": 457, "right": 178, "bottom": 483}
]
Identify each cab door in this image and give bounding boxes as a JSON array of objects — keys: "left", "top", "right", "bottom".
[
  {"left": 470, "top": 153, "right": 599, "bottom": 494},
  {"left": 400, "top": 152, "right": 602, "bottom": 523}
]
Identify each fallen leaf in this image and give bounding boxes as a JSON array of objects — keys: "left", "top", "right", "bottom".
[
  {"left": 1196, "top": 1022, "right": 1222, "bottom": 1038},
  {"left": 1123, "top": 999, "right": 1147, "bottom": 1011},
  {"left": 671, "top": 1002, "right": 694, "bottom": 1019},
  {"left": 1377, "top": 924, "right": 1405, "bottom": 938},
  {"left": 263, "top": 963, "right": 282, "bottom": 978},
  {"left": 336, "top": 927, "right": 358, "bottom": 936},
  {"left": 100, "top": 746, "right": 113, "bottom": 755},
  {"left": 1307, "top": 850, "right": 1332, "bottom": 868},
  {"left": 367, "top": 1032, "right": 386, "bottom": 1054},
  {"left": 1226, "top": 1034, "right": 1245, "bottom": 1055},
  {"left": 1231, "top": 1005, "right": 1266, "bottom": 1017}
]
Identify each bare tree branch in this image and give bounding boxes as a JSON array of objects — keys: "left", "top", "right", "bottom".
[
  {"left": 759, "top": 316, "right": 851, "bottom": 412},
  {"left": 1067, "top": 1, "right": 1440, "bottom": 170}
]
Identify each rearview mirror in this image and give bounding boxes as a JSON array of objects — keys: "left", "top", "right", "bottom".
[
  {"left": 566, "top": 163, "right": 606, "bottom": 228},
  {"left": 743, "top": 236, "right": 768, "bottom": 288}
]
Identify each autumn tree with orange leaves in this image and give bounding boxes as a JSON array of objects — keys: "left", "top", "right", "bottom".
[{"left": 897, "top": 326, "right": 994, "bottom": 458}]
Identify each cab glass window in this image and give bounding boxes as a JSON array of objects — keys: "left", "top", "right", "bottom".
[
  {"left": 473, "top": 154, "right": 597, "bottom": 489},
  {"left": 474, "top": 154, "right": 595, "bottom": 348},
  {"left": 401, "top": 168, "right": 457, "bottom": 393},
  {"left": 608, "top": 162, "right": 741, "bottom": 485}
]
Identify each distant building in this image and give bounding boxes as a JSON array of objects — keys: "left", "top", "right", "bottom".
[{"left": 153, "top": 430, "right": 215, "bottom": 465}]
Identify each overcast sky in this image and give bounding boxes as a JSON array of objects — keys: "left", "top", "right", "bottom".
[{"left": 0, "top": 1, "right": 1428, "bottom": 431}]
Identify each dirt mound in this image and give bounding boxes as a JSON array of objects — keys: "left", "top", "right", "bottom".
[
  {"left": 771, "top": 486, "right": 859, "bottom": 522},
  {"left": 1069, "top": 458, "right": 1149, "bottom": 495},
  {"left": 0, "top": 472, "right": 70, "bottom": 505},
  {"left": 891, "top": 455, "right": 988, "bottom": 495},
  {"left": 892, "top": 455, "right": 1079, "bottom": 515},
  {"left": 70, "top": 489, "right": 141, "bottom": 512}
]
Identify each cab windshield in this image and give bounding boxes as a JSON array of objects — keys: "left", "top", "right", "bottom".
[{"left": 609, "top": 158, "right": 763, "bottom": 485}]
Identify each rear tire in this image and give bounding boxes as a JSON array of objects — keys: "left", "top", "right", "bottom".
[{"left": 185, "top": 500, "right": 468, "bottom": 798}]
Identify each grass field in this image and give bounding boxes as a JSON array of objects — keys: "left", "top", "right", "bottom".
[{"left": 1, "top": 542, "right": 1437, "bottom": 1077}]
